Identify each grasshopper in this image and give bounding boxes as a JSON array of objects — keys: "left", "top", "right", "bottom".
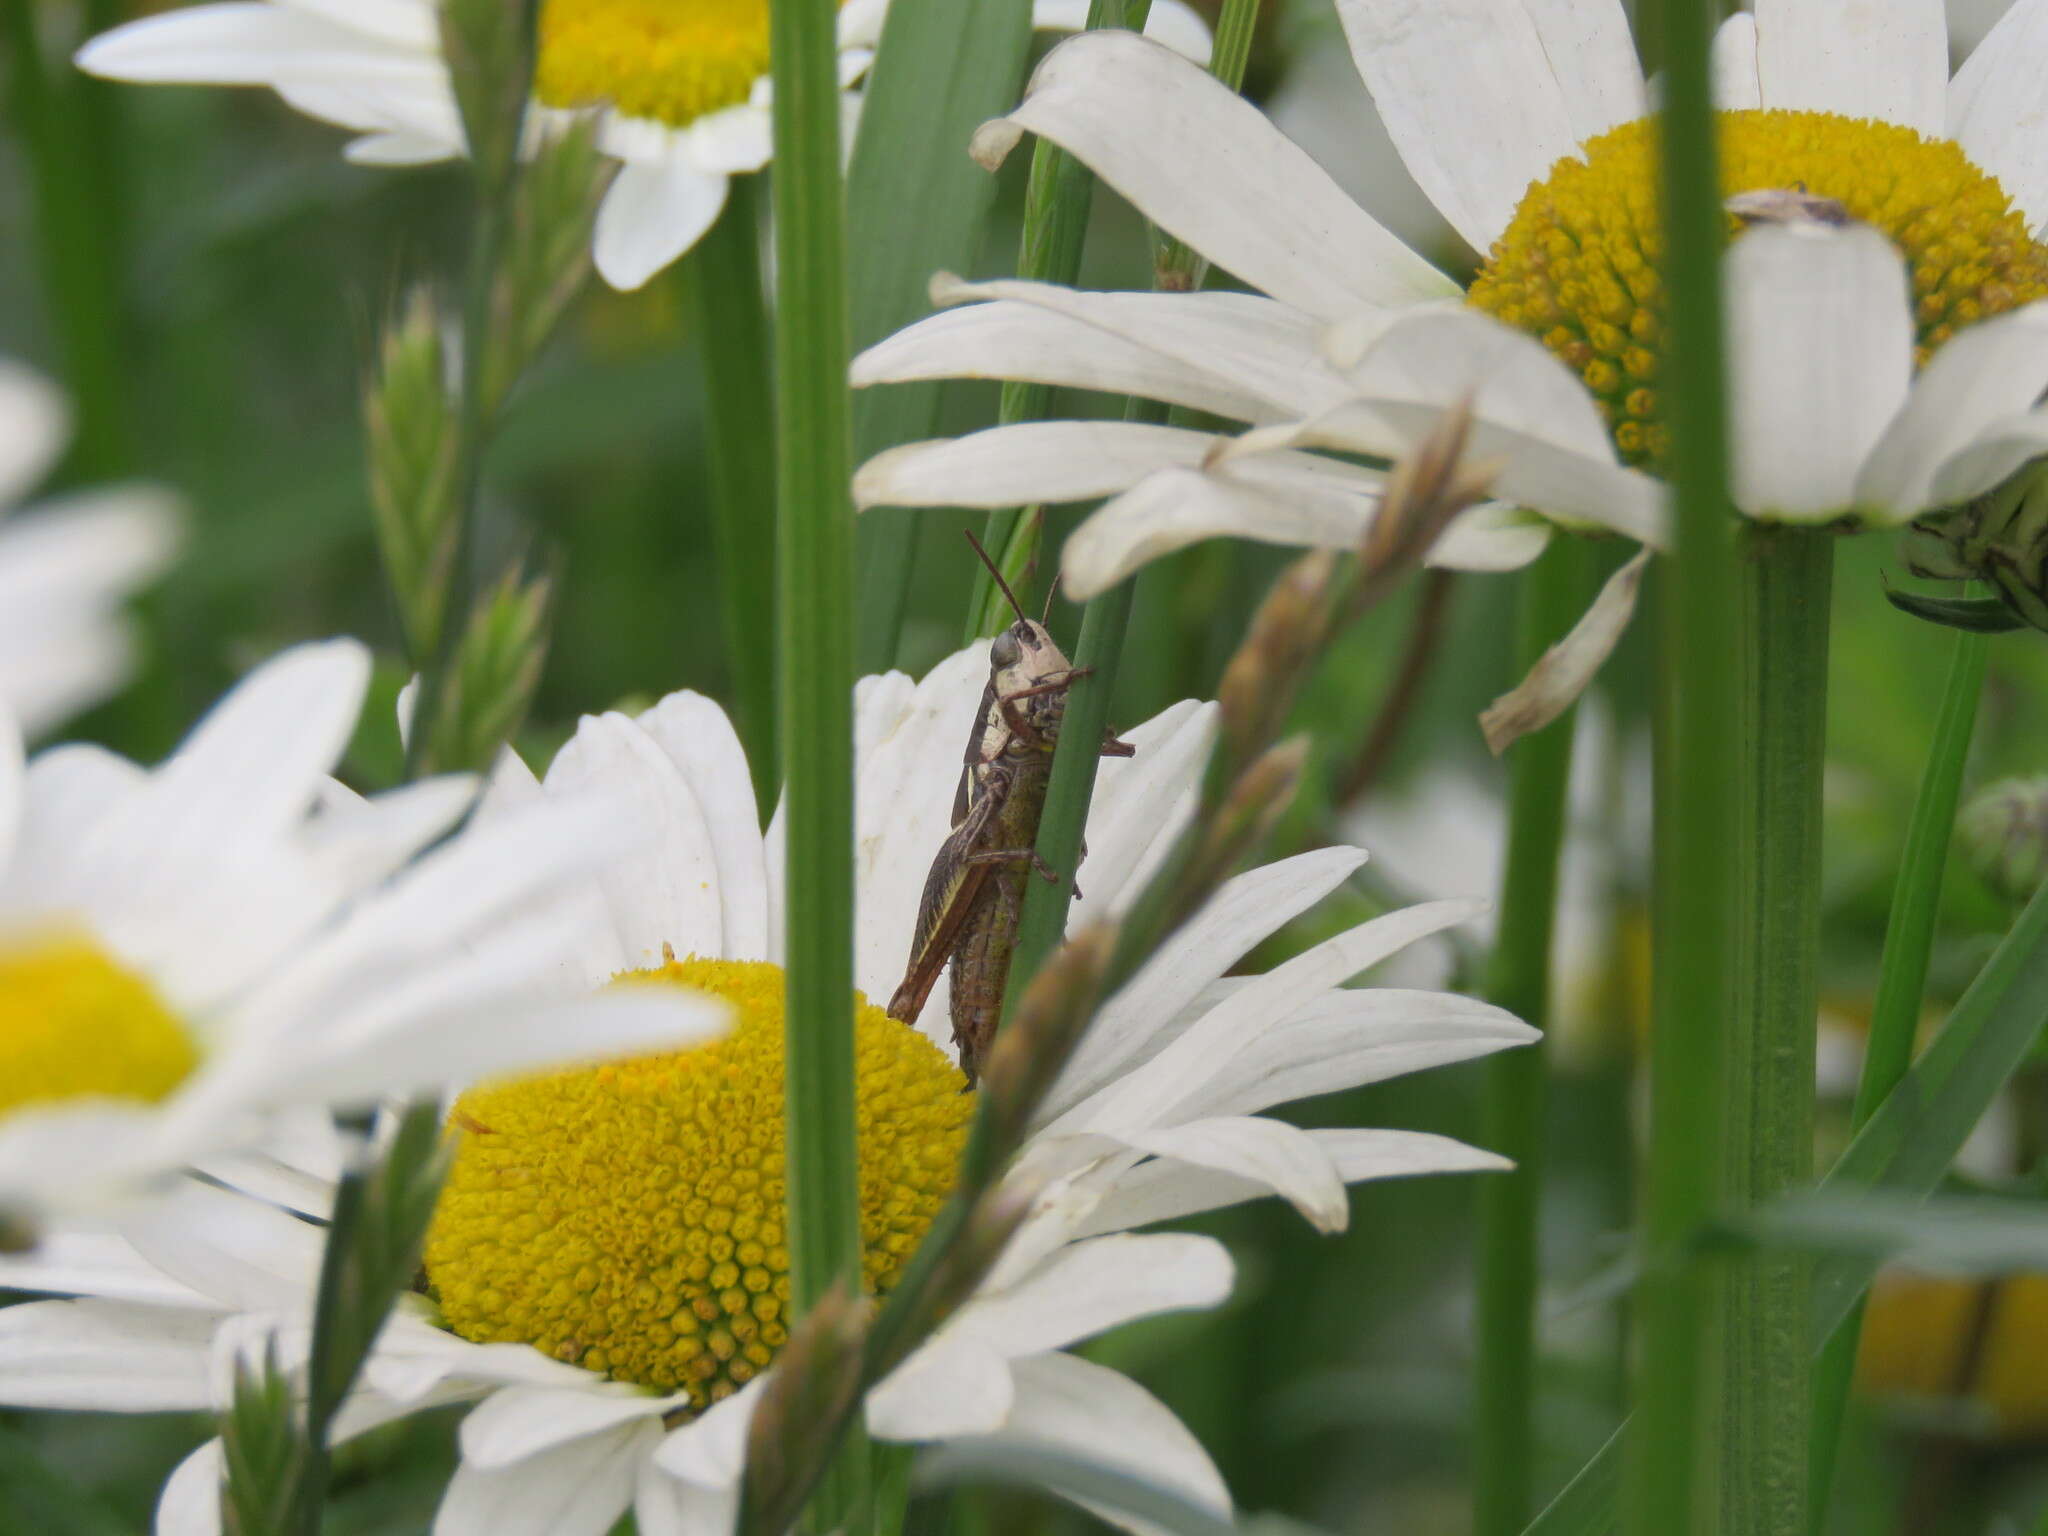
[{"left": 886, "top": 534, "right": 1134, "bottom": 1086}]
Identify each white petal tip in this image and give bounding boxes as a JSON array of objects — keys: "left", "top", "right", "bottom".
[{"left": 969, "top": 117, "right": 1025, "bottom": 172}]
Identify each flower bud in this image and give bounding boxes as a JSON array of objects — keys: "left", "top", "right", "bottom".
[
  {"left": 1901, "top": 465, "right": 2048, "bottom": 633},
  {"left": 1960, "top": 777, "right": 2048, "bottom": 906}
]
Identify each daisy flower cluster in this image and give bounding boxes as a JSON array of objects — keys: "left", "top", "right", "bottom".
[{"left": 0, "top": 638, "right": 1533, "bottom": 1532}]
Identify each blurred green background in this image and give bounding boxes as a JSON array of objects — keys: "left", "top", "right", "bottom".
[{"left": 12, "top": 1, "right": 2048, "bottom": 1532}]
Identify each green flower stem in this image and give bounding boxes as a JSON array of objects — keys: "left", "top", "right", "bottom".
[
  {"left": 1473, "top": 537, "right": 1592, "bottom": 1536},
  {"left": 1720, "top": 523, "right": 1833, "bottom": 1535},
  {"left": 682, "top": 178, "right": 780, "bottom": 804},
  {"left": 1808, "top": 620, "right": 1987, "bottom": 1526},
  {"left": 1632, "top": 0, "right": 1742, "bottom": 1527},
  {"left": 3, "top": 0, "right": 132, "bottom": 475},
  {"left": 849, "top": 0, "right": 1034, "bottom": 672},
  {"left": 967, "top": 0, "right": 1152, "bottom": 640},
  {"left": 767, "top": 0, "right": 864, "bottom": 1524}
]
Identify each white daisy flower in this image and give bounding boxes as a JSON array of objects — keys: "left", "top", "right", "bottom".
[
  {"left": 0, "top": 359, "right": 179, "bottom": 737},
  {"left": 75, "top": 0, "right": 1215, "bottom": 292},
  {"left": 0, "top": 639, "right": 1536, "bottom": 1535},
  {"left": 0, "top": 637, "right": 723, "bottom": 1230},
  {"left": 854, "top": 0, "right": 2048, "bottom": 594}
]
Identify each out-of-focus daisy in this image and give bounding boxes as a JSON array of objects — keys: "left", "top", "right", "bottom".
[
  {"left": 76, "top": 0, "right": 1213, "bottom": 291},
  {"left": 0, "top": 640, "right": 1536, "bottom": 1534},
  {"left": 0, "top": 637, "right": 722, "bottom": 1231},
  {"left": 856, "top": 0, "right": 2048, "bottom": 594},
  {"left": 0, "top": 359, "right": 178, "bottom": 736}
]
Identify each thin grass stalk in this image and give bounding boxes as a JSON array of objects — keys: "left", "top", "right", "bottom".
[
  {"left": 1721, "top": 523, "right": 1832, "bottom": 1534},
  {"left": 3, "top": 0, "right": 131, "bottom": 475},
  {"left": 966, "top": 0, "right": 1142, "bottom": 640},
  {"left": 1808, "top": 621, "right": 1988, "bottom": 1525},
  {"left": 682, "top": 178, "right": 781, "bottom": 804},
  {"left": 1630, "top": 0, "right": 1742, "bottom": 1527},
  {"left": 400, "top": 2, "right": 537, "bottom": 779},
  {"left": 1473, "top": 537, "right": 1591, "bottom": 1536},
  {"left": 767, "top": 0, "right": 865, "bottom": 1524}
]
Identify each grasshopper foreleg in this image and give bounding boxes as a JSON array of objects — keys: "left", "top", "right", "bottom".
[{"left": 959, "top": 847, "right": 1061, "bottom": 883}]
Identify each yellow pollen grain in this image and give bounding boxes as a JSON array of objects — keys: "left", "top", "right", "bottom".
[
  {"left": 1468, "top": 110, "right": 2048, "bottom": 468},
  {"left": 422, "top": 956, "right": 971, "bottom": 1411},
  {"left": 535, "top": 0, "right": 844, "bottom": 127},
  {"left": 0, "top": 932, "right": 199, "bottom": 1117}
]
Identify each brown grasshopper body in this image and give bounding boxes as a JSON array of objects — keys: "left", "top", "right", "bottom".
[{"left": 887, "top": 544, "right": 1132, "bottom": 1086}]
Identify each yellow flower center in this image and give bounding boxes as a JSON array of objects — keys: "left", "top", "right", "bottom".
[
  {"left": 0, "top": 933, "right": 199, "bottom": 1118},
  {"left": 423, "top": 957, "right": 971, "bottom": 1410},
  {"left": 1468, "top": 110, "right": 2048, "bottom": 468},
  {"left": 534, "top": 0, "right": 842, "bottom": 128}
]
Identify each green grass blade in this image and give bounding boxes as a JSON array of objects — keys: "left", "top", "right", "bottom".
[
  {"left": 1809, "top": 621, "right": 1987, "bottom": 1524},
  {"left": 682, "top": 178, "right": 781, "bottom": 803},
  {"left": 848, "top": 0, "right": 1034, "bottom": 673},
  {"left": 766, "top": 0, "right": 866, "bottom": 1524}
]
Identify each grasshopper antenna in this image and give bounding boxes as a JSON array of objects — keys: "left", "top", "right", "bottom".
[{"left": 963, "top": 529, "right": 1030, "bottom": 625}]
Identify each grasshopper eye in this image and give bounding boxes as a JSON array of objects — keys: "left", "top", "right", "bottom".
[{"left": 990, "top": 629, "right": 1022, "bottom": 668}]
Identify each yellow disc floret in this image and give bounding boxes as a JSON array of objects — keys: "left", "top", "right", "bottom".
[
  {"left": 536, "top": 0, "right": 843, "bottom": 127},
  {"left": 423, "top": 956, "right": 970, "bottom": 1410},
  {"left": 0, "top": 932, "right": 199, "bottom": 1117},
  {"left": 1469, "top": 110, "right": 2048, "bottom": 467}
]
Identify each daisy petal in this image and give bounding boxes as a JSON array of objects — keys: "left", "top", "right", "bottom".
[
  {"left": 1046, "top": 847, "right": 1369, "bottom": 1120},
  {"left": 959, "top": 1232, "right": 1232, "bottom": 1356},
  {"left": 682, "top": 103, "right": 773, "bottom": 174},
  {"left": 592, "top": 157, "right": 729, "bottom": 292},
  {"left": 0, "top": 1230, "right": 213, "bottom": 1307},
  {"left": 1332, "top": 0, "right": 1646, "bottom": 252},
  {"left": 1029, "top": 0, "right": 1214, "bottom": 64},
  {"left": 852, "top": 299, "right": 1280, "bottom": 424},
  {"left": 1080, "top": 702, "right": 1217, "bottom": 916},
  {"left": 1856, "top": 303, "right": 2048, "bottom": 517},
  {"left": 0, "top": 711, "right": 18, "bottom": 871},
  {"left": 1075, "top": 1128, "right": 1510, "bottom": 1236},
  {"left": 76, "top": 3, "right": 430, "bottom": 85},
  {"left": 437, "top": 1419, "right": 656, "bottom": 1536},
  {"left": 866, "top": 1328, "right": 1015, "bottom": 1439},
  {"left": 976, "top": 1353, "right": 1231, "bottom": 1531},
  {"left": 1061, "top": 464, "right": 1376, "bottom": 601},
  {"left": 1950, "top": 0, "right": 2048, "bottom": 232},
  {"left": 858, "top": 421, "right": 1226, "bottom": 510},
  {"left": 1428, "top": 502, "right": 1553, "bottom": 572},
  {"left": 1713, "top": 12, "right": 1762, "bottom": 110},
  {"left": 1118, "top": 1115, "right": 1349, "bottom": 1232},
  {"left": 158, "top": 1439, "right": 226, "bottom": 1536},
  {"left": 1062, "top": 899, "right": 1489, "bottom": 1133},
  {"left": 633, "top": 692, "right": 770, "bottom": 960},
  {"left": 635, "top": 1461, "right": 738, "bottom": 1536},
  {"left": 980, "top": 32, "right": 1454, "bottom": 318},
  {"left": 1336, "top": 310, "right": 1671, "bottom": 546},
  {"left": 923, "top": 275, "right": 1362, "bottom": 422},
  {"left": 0, "top": 361, "right": 67, "bottom": 506},
  {"left": 118, "top": 1181, "right": 322, "bottom": 1313},
  {"left": 1754, "top": 0, "right": 1946, "bottom": 134},
  {"left": 461, "top": 1385, "right": 675, "bottom": 1468},
  {"left": 346, "top": 128, "right": 458, "bottom": 163},
  {"left": 0, "top": 1298, "right": 215, "bottom": 1410},
  {"left": 546, "top": 712, "right": 728, "bottom": 967},
  {"left": 1479, "top": 549, "right": 1650, "bottom": 752},
  {"left": 651, "top": 1379, "right": 766, "bottom": 1488},
  {"left": 1726, "top": 223, "right": 1912, "bottom": 520},
  {"left": 1923, "top": 407, "right": 2048, "bottom": 508}
]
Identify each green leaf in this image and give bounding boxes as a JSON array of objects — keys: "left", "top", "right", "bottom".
[
  {"left": 1720, "top": 1188, "right": 2048, "bottom": 1274},
  {"left": 1881, "top": 588, "right": 2025, "bottom": 633},
  {"left": 847, "top": 0, "right": 1034, "bottom": 672}
]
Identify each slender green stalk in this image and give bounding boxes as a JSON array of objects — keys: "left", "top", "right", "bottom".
[
  {"left": 768, "top": 0, "right": 864, "bottom": 1524},
  {"left": 849, "top": 0, "right": 1034, "bottom": 671},
  {"left": 1631, "top": 0, "right": 1741, "bottom": 1529},
  {"left": 682, "top": 179, "right": 780, "bottom": 804},
  {"left": 1719, "top": 524, "right": 1832, "bottom": 1535},
  {"left": 1809, "top": 622, "right": 1987, "bottom": 1525},
  {"left": 967, "top": 0, "right": 1150, "bottom": 640},
  {"left": 3, "top": 0, "right": 131, "bottom": 475},
  {"left": 1473, "top": 538, "right": 1591, "bottom": 1536}
]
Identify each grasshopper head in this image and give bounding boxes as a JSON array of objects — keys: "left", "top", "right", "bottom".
[{"left": 989, "top": 618, "right": 1068, "bottom": 682}]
